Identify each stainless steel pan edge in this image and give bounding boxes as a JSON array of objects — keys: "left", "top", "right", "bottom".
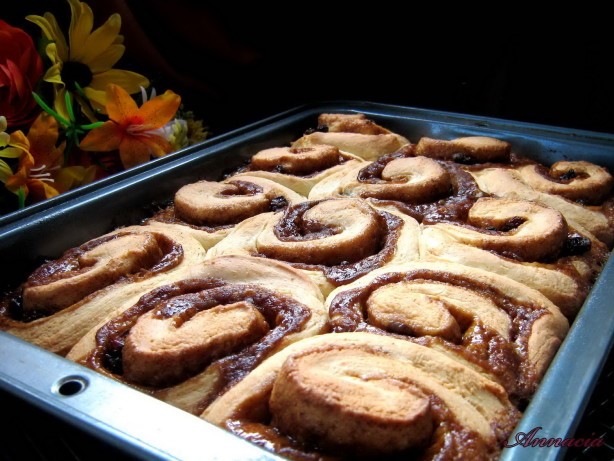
[
  {"left": 0, "top": 332, "right": 282, "bottom": 461},
  {"left": 1, "top": 102, "right": 613, "bottom": 460}
]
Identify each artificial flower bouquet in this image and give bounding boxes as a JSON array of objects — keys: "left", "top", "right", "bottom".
[{"left": 0, "top": 0, "right": 206, "bottom": 216}]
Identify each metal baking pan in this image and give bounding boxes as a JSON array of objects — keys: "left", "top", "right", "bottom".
[{"left": 1, "top": 102, "right": 613, "bottom": 460}]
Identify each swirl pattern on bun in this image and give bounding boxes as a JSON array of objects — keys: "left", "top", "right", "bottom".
[
  {"left": 203, "top": 332, "right": 520, "bottom": 460},
  {"left": 293, "top": 113, "right": 410, "bottom": 160},
  {"left": 1, "top": 223, "right": 206, "bottom": 354},
  {"left": 67, "top": 256, "right": 327, "bottom": 415}
]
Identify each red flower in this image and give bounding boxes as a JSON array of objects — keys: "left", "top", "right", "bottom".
[{"left": 0, "top": 19, "right": 43, "bottom": 128}]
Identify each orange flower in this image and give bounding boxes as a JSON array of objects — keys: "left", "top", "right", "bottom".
[
  {"left": 3, "top": 113, "right": 95, "bottom": 202},
  {"left": 80, "top": 84, "right": 181, "bottom": 169}
]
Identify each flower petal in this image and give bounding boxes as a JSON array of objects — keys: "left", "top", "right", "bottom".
[
  {"left": 27, "top": 179, "right": 60, "bottom": 201},
  {"left": 5, "top": 167, "right": 28, "bottom": 193},
  {"left": 82, "top": 86, "right": 107, "bottom": 112},
  {"left": 118, "top": 136, "right": 159, "bottom": 169},
  {"left": 42, "top": 60, "right": 64, "bottom": 85},
  {"left": 68, "top": 0, "right": 94, "bottom": 61},
  {"left": 28, "top": 113, "right": 60, "bottom": 162},
  {"left": 0, "top": 147, "right": 24, "bottom": 159},
  {"left": 7, "top": 130, "right": 30, "bottom": 154},
  {"left": 0, "top": 132, "right": 9, "bottom": 148},
  {"left": 26, "top": 13, "right": 69, "bottom": 62},
  {"left": 80, "top": 121, "right": 123, "bottom": 152},
  {"left": 81, "top": 13, "right": 122, "bottom": 67},
  {"left": 138, "top": 90, "right": 181, "bottom": 130},
  {"left": 90, "top": 69, "right": 149, "bottom": 96},
  {"left": 87, "top": 44, "right": 125, "bottom": 74},
  {"left": 52, "top": 87, "right": 71, "bottom": 122},
  {"left": 0, "top": 159, "right": 14, "bottom": 183},
  {"left": 53, "top": 165, "right": 97, "bottom": 192},
  {"left": 145, "top": 134, "right": 173, "bottom": 158},
  {"left": 103, "top": 83, "right": 138, "bottom": 123}
]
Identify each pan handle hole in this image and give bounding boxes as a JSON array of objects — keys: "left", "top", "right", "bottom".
[{"left": 53, "top": 376, "right": 89, "bottom": 396}]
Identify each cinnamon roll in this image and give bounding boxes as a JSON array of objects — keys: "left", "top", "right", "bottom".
[
  {"left": 470, "top": 161, "right": 614, "bottom": 246},
  {"left": 235, "top": 144, "right": 366, "bottom": 196},
  {"left": 0, "top": 223, "right": 206, "bottom": 355},
  {"left": 67, "top": 255, "right": 327, "bottom": 415},
  {"left": 149, "top": 175, "right": 305, "bottom": 247},
  {"left": 292, "top": 113, "right": 410, "bottom": 160},
  {"left": 310, "top": 148, "right": 487, "bottom": 222},
  {"left": 416, "top": 136, "right": 511, "bottom": 163},
  {"left": 203, "top": 332, "right": 520, "bottom": 461},
  {"left": 327, "top": 261, "right": 568, "bottom": 399},
  {"left": 421, "top": 197, "right": 608, "bottom": 316},
  {"left": 206, "top": 198, "right": 421, "bottom": 295}
]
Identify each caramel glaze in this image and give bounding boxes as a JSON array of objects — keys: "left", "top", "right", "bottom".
[
  {"left": 329, "top": 270, "right": 549, "bottom": 401},
  {"left": 242, "top": 153, "right": 354, "bottom": 178},
  {"left": 150, "top": 180, "right": 290, "bottom": 230},
  {"left": 262, "top": 201, "right": 403, "bottom": 286},
  {"left": 359, "top": 149, "right": 488, "bottom": 223},
  {"left": 0, "top": 232, "right": 183, "bottom": 323},
  {"left": 224, "top": 390, "right": 517, "bottom": 461},
  {"left": 86, "top": 278, "right": 311, "bottom": 410}
]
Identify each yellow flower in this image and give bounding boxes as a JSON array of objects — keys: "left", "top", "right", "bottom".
[{"left": 27, "top": 0, "right": 149, "bottom": 120}]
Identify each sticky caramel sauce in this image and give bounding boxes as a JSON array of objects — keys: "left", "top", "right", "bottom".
[
  {"left": 244, "top": 153, "right": 353, "bottom": 178},
  {"left": 86, "top": 278, "right": 311, "bottom": 404},
  {"left": 0, "top": 232, "right": 183, "bottom": 323},
  {"left": 225, "top": 391, "right": 518, "bottom": 461},
  {"left": 329, "top": 269, "right": 548, "bottom": 400},
  {"left": 151, "top": 180, "right": 291, "bottom": 230},
  {"left": 264, "top": 201, "right": 403, "bottom": 285},
  {"left": 358, "top": 150, "right": 488, "bottom": 224}
]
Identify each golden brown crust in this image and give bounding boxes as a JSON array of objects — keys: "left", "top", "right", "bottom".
[
  {"left": 2, "top": 223, "right": 207, "bottom": 355},
  {"left": 206, "top": 198, "right": 421, "bottom": 296},
  {"left": 416, "top": 136, "right": 511, "bottom": 163},
  {"left": 420, "top": 198, "right": 607, "bottom": 316},
  {"left": 325, "top": 261, "right": 569, "bottom": 397},
  {"left": 471, "top": 165, "right": 614, "bottom": 246},
  {"left": 203, "top": 332, "right": 520, "bottom": 460},
  {"left": 292, "top": 114, "right": 409, "bottom": 161},
  {"left": 310, "top": 156, "right": 451, "bottom": 202},
  {"left": 67, "top": 255, "right": 328, "bottom": 415},
  {"left": 238, "top": 145, "right": 367, "bottom": 196}
]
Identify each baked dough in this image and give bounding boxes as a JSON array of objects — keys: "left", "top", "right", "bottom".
[
  {"left": 292, "top": 113, "right": 409, "bottom": 160},
  {"left": 203, "top": 332, "right": 519, "bottom": 460},
  {"left": 67, "top": 255, "right": 328, "bottom": 415},
  {"left": 1, "top": 223, "right": 206, "bottom": 355},
  {"left": 206, "top": 198, "right": 421, "bottom": 296}
]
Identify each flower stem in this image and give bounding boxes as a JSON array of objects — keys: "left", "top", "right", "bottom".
[
  {"left": 16, "top": 187, "right": 26, "bottom": 209},
  {"left": 32, "top": 92, "right": 70, "bottom": 127}
]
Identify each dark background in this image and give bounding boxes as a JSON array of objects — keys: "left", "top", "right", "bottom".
[
  {"left": 5, "top": 3, "right": 614, "bottom": 135},
  {"left": 2, "top": 3, "right": 614, "bottom": 460}
]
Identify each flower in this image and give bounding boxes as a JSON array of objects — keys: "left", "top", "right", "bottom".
[
  {"left": 27, "top": 0, "right": 148, "bottom": 119},
  {"left": 0, "top": 116, "right": 9, "bottom": 147},
  {"left": 2, "top": 113, "right": 95, "bottom": 204},
  {"left": 0, "top": 20, "right": 43, "bottom": 127},
  {"left": 154, "top": 119, "right": 189, "bottom": 151},
  {"left": 80, "top": 84, "right": 181, "bottom": 169}
]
